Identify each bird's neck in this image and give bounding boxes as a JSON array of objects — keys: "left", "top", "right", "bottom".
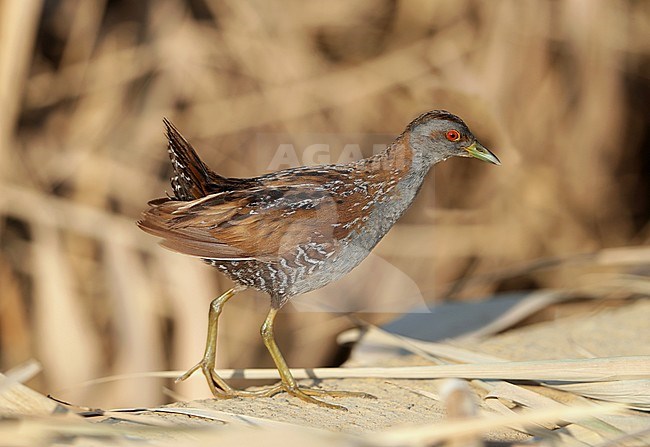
[
  {"left": 356, "top": 135, "right": 439, "bottom": 243},
  {"left": 372, "top": 132, "right": 446, "bottom": 176},
  {"left": 375, "top": 133, "right": 442, "bottom": 197}
]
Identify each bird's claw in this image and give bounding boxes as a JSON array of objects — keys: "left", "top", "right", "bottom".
[
  {"left": 267, "top": 384, "right": 375, "bottom": 411},
  {"left": 176, "top": 359, "right": 235, "bottom": 397}
]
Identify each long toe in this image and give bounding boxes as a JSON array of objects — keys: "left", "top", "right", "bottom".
[
  {"left": 286, "top": 387, "right": 348, "bottom": 411},
  {"left": 175, "top": 362, "right": 202, "bottom": 383},
  {"left": 175, "top": 360, "right": 236, "bottom": 398},
  {"left": 220, "top": 384, "right": 285, "bottom": 398}
]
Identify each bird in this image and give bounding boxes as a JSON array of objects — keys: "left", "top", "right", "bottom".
[{"left": 138, "top": 110, "right": 500, "bottom": 410}]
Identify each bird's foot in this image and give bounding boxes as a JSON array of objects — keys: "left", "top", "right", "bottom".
[
  {"left": 241, "top": 383, "right": 375, "bottom": 411},
  {"left": 175, "top": 359, "right": 236, "bottom": 397},
  {"left": 176, "top": 361, "right": 375, "bottom": 410}
]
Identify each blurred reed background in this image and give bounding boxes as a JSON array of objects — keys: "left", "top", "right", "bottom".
[{"left": 0, "top": 0, "right": 648, "bottom": 409}]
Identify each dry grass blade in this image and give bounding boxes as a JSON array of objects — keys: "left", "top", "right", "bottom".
[
  {"left": 591, "top": 427, "right": 650, "bottom": 447},
  {"left": 72, "top": 356, "right": 649, "bottom": 386},
  {"left": 339, "top": 326, "right": 509, "bottom": 363},
  {"left": 0, "top": 414, "right": 213, "bottom": 446},
  {"left": 486, "top": 382, "right": 625, "bottom": 438},
  {"left": 368, "top": 403, "right": 624, "bottom": 447},
  {"left": 549, "top": 380, "right": 650, "bottom": 411},
  {"left": 0, "top": 368, "right": 76, "bottom": 418},
  {"left": 0, "top": 360, "right": 41, "bottom": 393}
]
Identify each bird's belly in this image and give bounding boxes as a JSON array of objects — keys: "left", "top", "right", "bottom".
[
  {"left": 204, "top": 190, "right": 411, "bottom": 307},
  {"left": 205, "top": 240, "right": 372, "bottom": 308}
]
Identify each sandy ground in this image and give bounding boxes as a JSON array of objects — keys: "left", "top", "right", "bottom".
[{"left": 98, "top": 299, "right": 649, "bottom": 444}]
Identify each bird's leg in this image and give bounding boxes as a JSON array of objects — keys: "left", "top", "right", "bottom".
[
  {"left": 176, "top": 287, "right": 239, "bottom": 396},
  {"left": 260, "top": 307, "right": 375, "bottom": 410},
  {"left": 177, "top": 294, "right": 373, "bottom": 404}
]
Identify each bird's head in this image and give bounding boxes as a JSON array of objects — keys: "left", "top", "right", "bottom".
[{"left": 406, "top": 110, "right": 500, "bottom": 166}]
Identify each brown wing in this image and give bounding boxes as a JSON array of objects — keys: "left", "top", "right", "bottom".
[{"left": 138, "top": 172, "right": 374, "bottom": 262}]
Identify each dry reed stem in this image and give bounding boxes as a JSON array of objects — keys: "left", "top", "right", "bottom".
[{"left": 0, "top": 0, "right": 43, "bottom": 180}]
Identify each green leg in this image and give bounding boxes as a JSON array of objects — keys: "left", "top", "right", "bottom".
[
  {"left": 176, "top": 288, "right": 238, "bottom": 396},
  {"left": 260, "top": 307, "right": 375, "bottom": 410}
]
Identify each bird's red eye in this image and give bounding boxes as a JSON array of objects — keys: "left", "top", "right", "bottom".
[{"left": 446, "top": 130, "right": 461, "bottom": 142}]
